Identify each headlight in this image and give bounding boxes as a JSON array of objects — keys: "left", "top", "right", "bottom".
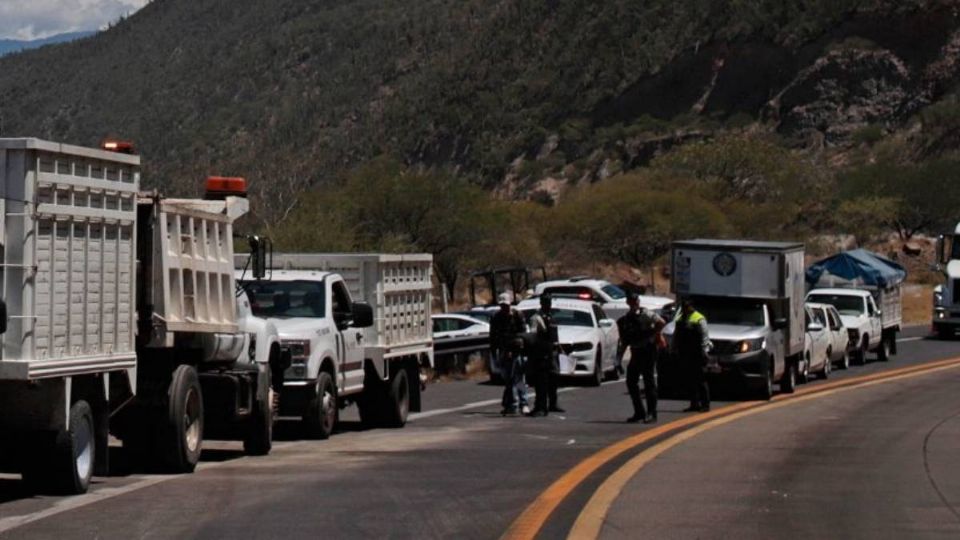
[
  {"left": 934, "top": 291, "right": 944, "bottom": 305},
  {"left": 736, "top": 338, "right": 765, "bottom": 354},
  {"left": 283, "top": 339, "right": 311, "bottom": 361},
  {"left": 936, "top": 309, "right": 947, "bottom": 319}
]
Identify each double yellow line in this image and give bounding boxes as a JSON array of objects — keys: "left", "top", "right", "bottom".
[{"left": 501, "top": 356, "right": 960, "bottom": 540}]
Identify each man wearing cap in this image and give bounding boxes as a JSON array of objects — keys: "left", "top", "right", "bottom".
[
  {"left": 617, "top": 293, "right": 666, "bottom": 423},
  {"left": 528, "top": 294, "right": 563, "bottom": 417},
  {"left": 490, "top": 292, "right": 530, "bottom": 415},
  {"left": 673, "top": 298, "right": 712, "bottom": 412}
]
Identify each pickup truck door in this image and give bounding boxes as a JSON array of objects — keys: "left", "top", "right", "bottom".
[
  {"left": 866, "top": 296, "right": 882, "bottom": 346},
  {"left": 331, "top": 280, "right": 366, "bottom": 393},
  {"left": 593, "top": 305, "right": 616, "bottom": 369}
]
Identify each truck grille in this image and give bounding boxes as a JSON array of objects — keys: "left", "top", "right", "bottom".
[{"left": 710, "top": 340, "right": 739, "bottom": 355}]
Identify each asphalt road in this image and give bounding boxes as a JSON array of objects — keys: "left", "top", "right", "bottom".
[{"left": 0, "top": 326, "right": 957, "bottom": 539}]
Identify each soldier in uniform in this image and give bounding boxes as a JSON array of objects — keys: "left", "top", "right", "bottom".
[
  {"left": 528, "top": 294, "right": 563, "bottom": 417},
  {"left": 489, "top": 292, "right": 530, "bottom": 416},
  {"left": 617, "top": 293, "right": 666, "bottom": 423}
]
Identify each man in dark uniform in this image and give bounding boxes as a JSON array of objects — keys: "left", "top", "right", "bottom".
[
  {"left": 489, "top": 292, "right": 530, "bottom": 416},
  {"left": 617, "top": 293, "right": 666, "bottom": 423},
  {"left": 673, "top": 298, "right": 712, "bottom": 412},
  {"left": 528, "top": 294, "right": 562, "bottom": 417}
]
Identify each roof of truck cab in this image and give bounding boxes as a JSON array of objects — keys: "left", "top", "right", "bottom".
[
  {"left": 807, "top": 288, "right": 871, "bottom": 298},
  {"left": 236, "top": 270, "right": 334, "bottom": 282},
  {"left": 673, "top": 239, "right": 804, "bottom": 251}
]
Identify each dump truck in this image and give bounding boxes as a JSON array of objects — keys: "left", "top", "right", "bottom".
[
  {"left": 0, "top": 138, "right": 283, "bottom": 495},
  {"left": 236, "top": 253, "right": 434, "bottom": 438}
]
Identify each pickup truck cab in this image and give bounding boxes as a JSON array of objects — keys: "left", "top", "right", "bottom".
[
  {"left": 241, "top": 271, "right": 372, "bottom": 438},
  {"left": 805, "top": 289, "right": 883, "bottom": 364}
]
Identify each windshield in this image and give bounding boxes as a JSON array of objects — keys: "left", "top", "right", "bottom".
[
  {"left": 807, "top": 294, "right": 865, "bottom": 317},
  {"left": 521, "top": 309, "right": 595, "bottom": 328},
  {"left": 691, "top": 298, "right": 766, "bottom": 327},
  {"left": 242, "top": 280, "right": 326, "bottom": 318},
  {"left": 601, "top": 284, "right": 627, "bottom": 300}
]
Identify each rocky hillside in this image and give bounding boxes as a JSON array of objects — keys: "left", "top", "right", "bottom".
[{"left": 0, "top": 0, "right": 958, "bottom": 223}]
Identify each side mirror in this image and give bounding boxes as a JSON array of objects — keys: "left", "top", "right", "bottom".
[
  {"left": 807, "top": 323, "right": 824, "bottom": 332},
  {"left": 599, "top": 319, "right": 614, "bottom": 328},
  {"left": 0, "top": 300, "right": 6, "bottom": 334},
  {"left": 248, "top": 235, "right": 271, "bottom": 280},
  {"left": 351, "top": 302, "right": 374, "bottom": 329},
  {"left": 772, "top": 318, "right": 788, "bottom": 330}
]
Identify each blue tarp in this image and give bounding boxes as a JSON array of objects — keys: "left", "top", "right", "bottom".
[{"left": 805, "top": 249, "right": 907, "bottom": 289}]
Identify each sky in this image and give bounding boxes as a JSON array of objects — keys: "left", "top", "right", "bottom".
[{"left": 0, "top": 0, "right": 149, "bottom": 41}]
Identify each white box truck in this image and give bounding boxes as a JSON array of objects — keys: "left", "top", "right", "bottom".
[
  {"left": 0, "top": 139, "right": 283, "bottom": 495},
  {"left": 665, "top": 240, "right": 806, "bottom": 398},
  {"left": 236, "top": 253, "right": 433, "bottom": 438}
]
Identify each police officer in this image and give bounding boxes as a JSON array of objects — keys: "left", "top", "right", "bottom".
[
  {"left": 673, "top": 298, "right": 711, "bottom": 412},
  {"left": 528, "top": 294, "right": 563, "bottom": 417},
  {"left": 490, "top": 292, "right": 530, "bottom": 416},
  {"left": 617, "top": 293, "right": 665, "bottom": 423}
]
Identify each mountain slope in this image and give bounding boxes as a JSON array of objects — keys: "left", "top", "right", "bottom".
[{"left": 0, "top": 0, "right": 958, "bottom": 222}]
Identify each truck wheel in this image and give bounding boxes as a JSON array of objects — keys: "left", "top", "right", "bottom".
[
  {"left": 383, "top": 369, "right": 410, "bottom": 428},
  {"left": 244, "top": 372, "right": 275, "bottom": 456},
  {"left": 877, "top": 337, "right": 890, "bottom": 362},
  {"left": 798, "top": 355, "right": 809, "bottom": 384},
  {"left": 855, "top": 337, "right": 869, "bottom": 366},
  {"left": 589, "top": 349, "right": 603, "bottom": 387},
  {"left": 780, "top": 361, "right": 796, "bottom": 394},
  {"left": 160, "top": 365, "right": 203, "bottom": 473},
  {"left": 24, "top": 401, "right": 96, "bottom": 494},
  {"left": 303, "top": 371, "right": 337, "bottom": 440},
  {"left": 758, "top": 361, "right": 774, "bottom": 401},
  {"left": 819, "top": 352, "right": 831, "bottom": 380},
  {"left": 838, "top": 350, "right": 850, "bottom": 370}
]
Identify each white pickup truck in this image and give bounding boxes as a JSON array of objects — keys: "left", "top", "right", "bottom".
[
  {"left": 806, "top": 250, "right": 904, "bottom": 364},
  {"left": 0, "top": 139, "right": 282, "bottom": 495},
  {"left": 237, "top": 253, "right": 434, "bottom": 438}
]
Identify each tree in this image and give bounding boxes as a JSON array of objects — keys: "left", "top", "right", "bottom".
[
  {"left": 834, "top": 197, "right": 900, "bottom": 247},
  {"left": 552, "top": 175, "right": 731, "bottom": 269}
]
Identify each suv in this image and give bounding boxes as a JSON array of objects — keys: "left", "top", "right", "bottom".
[{"left": 534, "top": 278, "right": 674, "bottom": 320}]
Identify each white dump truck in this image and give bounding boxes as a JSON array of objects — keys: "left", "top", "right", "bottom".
[
  {"left": 665, "top": 240, "right": 806, "bottom": 398},
  {"left": 934, "top": 229, "right": 960, "bottom": 338},
  {"left": 236, "top": 253, "right": 434, "bottom": 439},
  {"left": 0, "top": 139, "right": 283, "bottom": 495}
]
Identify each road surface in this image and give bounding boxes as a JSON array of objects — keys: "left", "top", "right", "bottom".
[{"left": 0, "top": 326, "right": 957, "bottom": 539}]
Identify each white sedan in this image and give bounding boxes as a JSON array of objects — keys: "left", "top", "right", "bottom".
[
  {"left": 431, "top": 313, "right": 490, "bottom": 360},
  {"left": 801, "top": 305, "right": 831, "bottom": 383},
  {"left": 516, "top": 298, "right": 620, "bottom": 386},
  {"left": 807, "top": 302, "right": 850, "bottom": 370}
]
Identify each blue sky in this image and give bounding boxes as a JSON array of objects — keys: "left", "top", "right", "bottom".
[{"left": 0, "top": 0, "right": 148, "bottom": 40}]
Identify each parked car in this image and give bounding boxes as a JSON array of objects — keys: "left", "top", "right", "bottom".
[
  {"left": 805, "top": 288, "right": 891, "bottom": 364},
  {"left": 452, "top": 308, "right": 495, "bottom": 324},
  {"left": 432, "top": 314, "right": 490, "bottom": 339},
  {"left": 807, "top": 302, "right": 850, "bottom": 370},
  {"left": 515, "top": 298, "right": 620, "bottom": 386},
  {"left": 533, "top": 278, "right": 675, "bottom": 320},
  {"left": 801, "top": 305, "right": 831, "bottom": 383}
]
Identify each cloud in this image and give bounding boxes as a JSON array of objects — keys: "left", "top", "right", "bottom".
[{"left": 0, "top": 0, "right": 149, "bottom": 40}]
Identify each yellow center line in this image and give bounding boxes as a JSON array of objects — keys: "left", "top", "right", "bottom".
[{"left": 501, "top": 356, "right": 960, "bottom": 540}]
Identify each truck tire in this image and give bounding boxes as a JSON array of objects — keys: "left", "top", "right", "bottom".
[
  {"left": 798, "top": 354, "right": 810, "bottom": 384},
  {"left": 854, "top": 336, "right": 869, "bottom": 366},
  {"left": 819, "top": 351, "right": 831, "bottom": 380},
  {"left": 758, "top": 361, "right": 774, "bottom": 401},
  {"left": 837, "top": 349, "right": 850, "bottom": 370},
  {"left": 159, "top": 365, "right": 203, "bottom": 473},
  {"left": 877, "top": 336, "right": 891, "bottom": 362},
  {"left": 382, "top": 369, "right": 410, "bottom": 428},
  {"left": 244, "top": 371, "right": 275, "bottom": 456},
  {"left": 780, "top": 361, "right": 796, "bottom": 394},
  {"left": 303, "top": 371, "right": 337, "bottom": 440},
  {"left": 24, "top": 401, "right": 96, "bottom": 494}
]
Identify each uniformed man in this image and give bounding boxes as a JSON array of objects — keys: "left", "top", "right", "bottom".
[
  {"left": 528, "top": 294, "right": 563, "bottom": 417},
  {"left": 489, "top": 292, "right": 530, "bottom": 416},
  {"left": 673, "top": 298, "right": 712, "bottom": 412},
  {"left": 617, "top": 293, "right": 666, "bottom": 423}
]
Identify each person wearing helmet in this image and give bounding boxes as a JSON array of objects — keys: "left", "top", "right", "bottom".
[
  {"left": 490, "top": 292, "right": 530, "bottom": 415},
  {"left": 528, "top": 293, "right": 563, "bottom": 417},
  {"left": 617, "top": 292, "right": 666, "bottom": 423}
]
